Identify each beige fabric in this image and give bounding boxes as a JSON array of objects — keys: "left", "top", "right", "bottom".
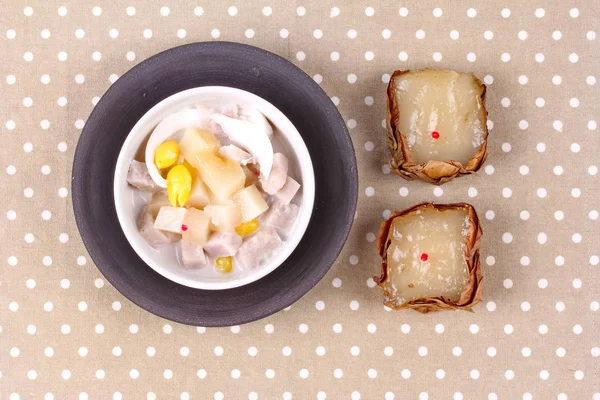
[{"left": 1, "top": 1, "right": 598, "bottom": 399}]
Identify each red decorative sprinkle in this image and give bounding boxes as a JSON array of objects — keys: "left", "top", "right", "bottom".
[
  {"left": 431, "top": 131, "right": 440, "bottom": 139},
  {"left": 253, "top": 170, "right": 260, "bottom": 176},
  {"left": 420, "top": 253, "right": 429, "bottom": 262},
  {"left": 181, "top": 224, "right": 188, "bottom": 232}
]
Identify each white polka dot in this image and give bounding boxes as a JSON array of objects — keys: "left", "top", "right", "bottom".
[
  {"left": 590, "top": 211, "right": 599, "bottom": 221},
  {"left": 75, "top": 74, "right": 85, "bottom": 84},
  {"left": 518, "top": 30, "right": 528, "bottom": 40},
  {"left": 538, "top": 279, "right": 548, "bottom": 289},
  {"left": 62, "top": 370, "right": 71, "bottom": 380},
  {"left": 382, "top": 29, "right": 391, "bottom": 39},
  {"left": 553, "top": 75, "right": 562, "bottom": 85},
  {"left": 519, "top": 256, "right": 530, "bottom": 266},
  {"left": 428, "top": 7, "right": 442, "bottom": 17},
  {"left": 590, "top": 302, "right": 599, "bottom": 311},
  {"left": 163, "top": 369, "right": 172, "bottom": 379},
  {"left": 588, "top": 31, "right": 597, "bottom": 40},
  {"left": 418, "top": 346, "right": 428, "bottom": 356},
  {"left": 467, "top": 8, "right": 477, "bottom": 17},
  {"left": 504, "top": 324, "right": 514, "bottom": 334},
  {"left": 535, "top": 53, "right": 545, "bottom": 63},
  {"left": 313, "top": 29, "right": 323, "bottom": 39},
  {"left": 486, "top": 255, "right": 495, "bottom": 266},
  {"left": 539, "top": 325, "right": 549, "bottom": 335},
  {"left": 347, "top": 74, "right": 357, "bottom": 84},
  {"left": 433, "top": 187, "right": 443, "bottom": 197},
  {"left": 432, "top": 52, "right": 442, "bottom": 62},
  {"left": 296, "top": 6, "right": 306, "bottom": 16},
  {"left": 7, "top": 210, "right": 17, "bottom": 220},
  {"left": 550, "top": 32, "right": 562, "bottom": 44},
  {"left": 502, "top": 187, "right": 512, "bottom": 198},
  {"left": 143, "top": 29, "right": 152, "bottom": 39},
  {"left": 574, "top": 370, "right": 584, "bottom": 380},
  {"left": 502, "top": 233, "right": 513, "bottom": 243},
  {"left": 502, "top": 142, "right": 511, "bottom": 152},
  {"left": 487, "top": 347, "right": 497, "bottom": 357},
  {"left": 470, "top": 369, "right": 480, "bottom": 379},
  {"left": 502, "top": 53, "right": 511, "bottom": 62},
  {"left": 112, "top": 301, "right": 121, "bottom": 311},
  {"left": 533, "top": 7, "right": 545, "bottom": 17},
  {"left": 450, "top": 30, "right": 459, "bottom": 40},
  {"left": 568, "top": 7, "right": 579, "bottom": 18},
  {"left": 589, "top": 120, "right": 598, "bottom": 130},
  {"left": 538, "top": 232, "right": 548, "bottom": 244},
  {"left": 245, "top": 29, "right": 255, "bottom": 39},
  {"left": 518, "top": 75, "right": 528, "bottom": 85},
  {"left": 415, "top": 30, "right": 425, "bottom": 39},
  {"left": 262, "top": 6, "right": 272, "bottom": 16},
  {"left": 537, "top": 188, "right": 547, "bottom": 198},
  {"left": 466, "top": 52, "right": 476, "bottom": 62},
  {"left": 401, "top": 324, "right": 411, "bottom": 334},
  {"left": 569, "top": 53, "right": 579, "bottom": 63},
  {"left": 398, "top": 52, "right": 408, "bottom": 61},
  {"left": 519, "top": 120, "right": 528, "bottom": 130},
  {"left": 536, "top": 143, "right": 546, "bottom": 152}
]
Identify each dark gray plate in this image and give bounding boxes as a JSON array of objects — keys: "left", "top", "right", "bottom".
[{"left": 72, "top": 42, "right": 357, "bottom": 326}]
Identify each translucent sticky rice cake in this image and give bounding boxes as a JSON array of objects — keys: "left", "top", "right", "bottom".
[
  {"left": 375, "top": 203, "right": 483, "bottom": 313},
  {"left": 386, "top": 69, "right": 489, "bottom": 184}
]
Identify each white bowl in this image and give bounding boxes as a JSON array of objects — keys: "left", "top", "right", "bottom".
[{"left": 114, "top": 87, "right": 315, "bottom": 290}]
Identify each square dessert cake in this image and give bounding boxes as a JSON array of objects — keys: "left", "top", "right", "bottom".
[
  {"left": 375, "top": 202, "right": 483, "bottom": 313},
  {"left": 386, "top": 69, "right": 489, "bottom": 184}
]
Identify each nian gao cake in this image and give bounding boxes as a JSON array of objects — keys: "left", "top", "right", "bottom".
[
  {"left": 375, "top": 203, "right": 483, "bottom": 313},
  {"left": 386, "top": 69, "right": 489, "bottom": 184}
]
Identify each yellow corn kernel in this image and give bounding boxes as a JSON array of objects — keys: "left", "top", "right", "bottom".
[
  {"left": 215, "top": 256, "right": 233, "bottom": 273},
  {"left": 154, "top": 140, "right": 180, "bottom": 170},
  {"left": 166, "top": 164, "right": 192, "bottom": 207},
  {"left": 235, "top": 219, "right": 260, "bottom": 236}
]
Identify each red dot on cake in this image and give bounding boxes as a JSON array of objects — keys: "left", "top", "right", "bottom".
[
  {"left": 181, "top": 224, "right": 188, "bottom": 231},
  {"left": 420, "top": 253, "right": 429, "bottom": 261},
  {"left": 431, "top": 131, "right": 440, "bottom": 139}
]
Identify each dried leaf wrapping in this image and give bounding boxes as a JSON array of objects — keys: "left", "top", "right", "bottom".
[
  {"left": 386, "top": 69, "right": 489, "bottom": 185},
  {"left": 375, "top": 202, "right": 483, "bottom": 313}
]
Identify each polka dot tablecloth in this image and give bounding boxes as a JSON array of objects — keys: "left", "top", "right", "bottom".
[{"left": 1, "top": 1, "right": 598, "bottom": 399}]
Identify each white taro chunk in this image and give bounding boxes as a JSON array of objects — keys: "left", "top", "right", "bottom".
[
  {"left": 236, "top": 185, "right": 269, "bottom": 222},
  {"left": 260, "top": 153, "right": 289, "bottom": 195},
  {"left": 263, "top": 201, "right": 299, "bottom": 232},
  {"left": 203, "top": 231, "right": 243, "bottom": 258},
  {"left": 237, "top": 227, "right": 282, "bottom": 269},
  {"left": 137, "top": 206, "right": 175, "bottom": 246},
  {"left": 186, "top": 175, "right": 211, "bottom": 209},
  {"left": 180, "top": 240, "right": 207, "bottom": 268},
  {"left": 154, "top": 206, "right": 187, "bottom": 233},
  {"left": 127, "top": 160, "right": 162, "bottom": 192},
  {"left": 274, "top": 176, "right": 301, "bottom": 205},
  {"left": 182, "top": 208, "right": 211, "bottom": 245},
  {"left": 204, "top": 204, "right": 242, "bottom": 232},
  {"left": 219, "top": 144, "right": 255, "bottom": 165},
  {"left": 148, "top": 191, "right": 170, "bottom": 218}
]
